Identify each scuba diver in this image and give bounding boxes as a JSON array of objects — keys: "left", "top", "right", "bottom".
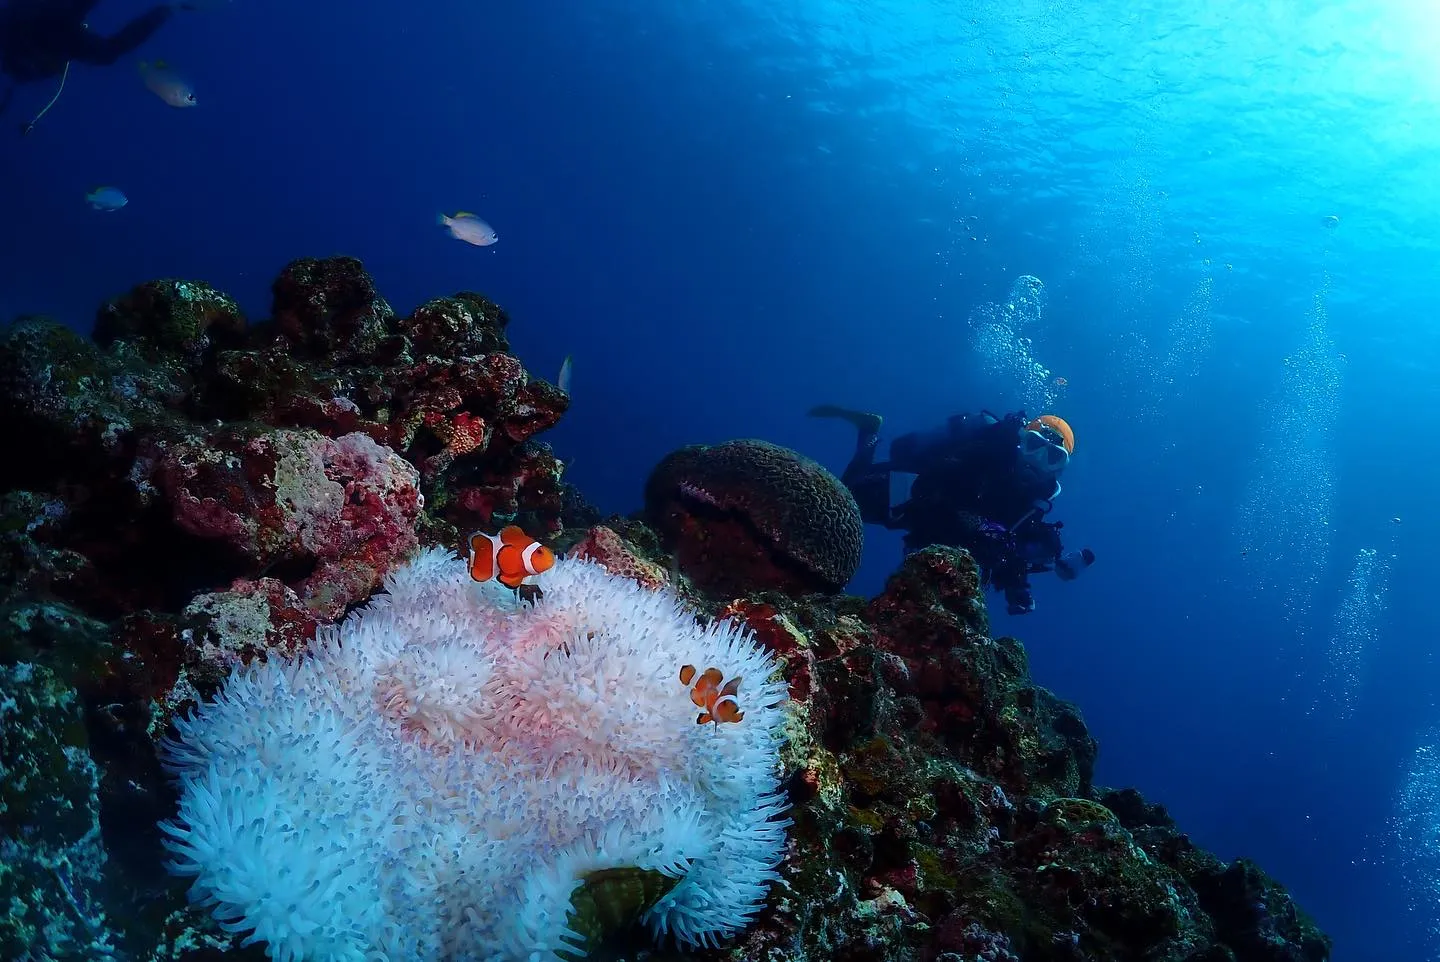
[
  {"left": 810, "top": 404, "right": 1095, "bottom": 615},
  {"left": 0, "top": 0, "right": 200, "bottom": 132}
]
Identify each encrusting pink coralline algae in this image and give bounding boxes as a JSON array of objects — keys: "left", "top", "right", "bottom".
[{"left": 157, "top": 547, "right": 791, "bottom": 961}]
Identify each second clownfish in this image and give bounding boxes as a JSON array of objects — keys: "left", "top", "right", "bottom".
[
  {"left": 680, "top": 664, "right": 744, "bottom": 726},
  {"left": 467, "top": 526, "right": 556, "bottom": 589}
]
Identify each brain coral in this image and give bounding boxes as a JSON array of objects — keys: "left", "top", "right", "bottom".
[
  {"left": 158, "top": 548, "right": 790, "bottom": 961},
  {"left": 645, "top": 438, "right": 864, "bottom": 595}
]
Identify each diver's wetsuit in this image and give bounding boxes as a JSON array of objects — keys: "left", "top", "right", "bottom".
[
  {"left": 841, "top": 410, "right": 1072, "bottom": 613},
  {"left": 0, "top": 0, "right": 173, "bottom": 87}
]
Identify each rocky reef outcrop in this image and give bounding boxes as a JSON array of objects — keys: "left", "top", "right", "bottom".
[
  {"left": 0, "top": 259, "right": 1330, "bottom": 961},
  {"left": 573, "top": 526, "right": 1331, "bottom": 962}
]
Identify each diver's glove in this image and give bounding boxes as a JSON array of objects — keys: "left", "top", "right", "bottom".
[
  {"left": 1004, "top": 584, "right": 1035, "bottom": 615},
  {"left": 1055, "top": 547, "right": 1095, "bottom": 581}
]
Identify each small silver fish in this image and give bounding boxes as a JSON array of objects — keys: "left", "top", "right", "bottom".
[
  {"left": 139, "top": 61, "right": 197, "bottom": 108},
  {"left": 85, "top": 186, "right": 128, "bottom": 211},
  {"left": 438, "top": 211, "right": 498, "bottom": 247}
]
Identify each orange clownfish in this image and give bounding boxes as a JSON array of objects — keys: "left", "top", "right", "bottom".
[
  {"left": 467, "top": 525, "right": 556, "bottom": 589},
  {"left": 679, "top": 664, "right": 744, "bottom": 726}
]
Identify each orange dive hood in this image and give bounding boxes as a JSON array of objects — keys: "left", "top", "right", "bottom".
[{"left": 1026, "top": 414, "right": 1074, "bottom": 455}]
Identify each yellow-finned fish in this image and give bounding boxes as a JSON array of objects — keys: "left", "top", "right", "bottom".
[
  {"left": 438, "top": 211, "right": 498, "bottom": 247},
  {"left": 139, "top": 61, "right": 197, "bottom": 107}
]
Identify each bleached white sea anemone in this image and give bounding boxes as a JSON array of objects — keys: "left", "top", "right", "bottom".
[{"left": 158, "top": 548, "right": 790, "bottom": 961}]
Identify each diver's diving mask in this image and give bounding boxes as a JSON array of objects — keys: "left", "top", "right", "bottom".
[{"left": 1018, "top": 427, "right": 1069, "bottom": 480}]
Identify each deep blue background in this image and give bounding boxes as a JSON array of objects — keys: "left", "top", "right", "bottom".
[{"left": 3, "top": 0, "right": 1437, "bottom": 957}]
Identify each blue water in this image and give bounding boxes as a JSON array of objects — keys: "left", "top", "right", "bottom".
[{"left": 3, "top": 0, "right": 1438, "bottom": 957}]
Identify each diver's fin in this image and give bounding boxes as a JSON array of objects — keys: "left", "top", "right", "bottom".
[
  {"left": 557, "top": 354, "right": 573, "bottom": 395},
  {"left": 808, "top": 404, "right": 883, "bottom": 435}
]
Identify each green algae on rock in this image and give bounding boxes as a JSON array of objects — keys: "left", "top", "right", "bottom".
[
  {"left": 0, "top": 662, "right": 116, "bottom": 960},
  {"left": 696, "top": 543, "right": 1330, "bottom": 962},
  {"left": 94, "top": 279, "right": 247, "bottom": 364}
]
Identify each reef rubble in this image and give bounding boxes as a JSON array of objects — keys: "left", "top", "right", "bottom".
[{"left": 0, "top": 259, "right": 1329, "bottom": 962}]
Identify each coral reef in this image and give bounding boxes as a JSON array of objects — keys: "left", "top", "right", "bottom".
[
  {"left": 0, "top": 263, "right": 1329, "bottom": 961},
  {"left": 645, "top": 438, "right": 864, "bottom": 596}
]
